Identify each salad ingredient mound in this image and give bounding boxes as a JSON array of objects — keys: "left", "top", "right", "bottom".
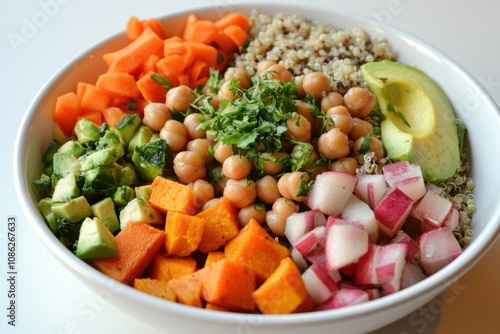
[{"left": 33, "top": 11, "right": 476, "bottom": 314}]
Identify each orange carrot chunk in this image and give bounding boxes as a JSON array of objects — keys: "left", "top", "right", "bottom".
[
  {"left": 214, "top": 12, "right": 249, "bottom": 31},
  {"left": 101, "top": 107, "right": 126, "bottom": 128},
  {"left": 136, "top": 71, "right": 168, "bottom": 103},
  {"left": 53, "top": 92, "right": 81, "bottom": 136},
  {"left": 96, "top": 72, "right": 141, "bottom": 98},
  {"left": 149, "top": 176, "right": 198, "bottom": 215},
  {"left": 80, "top": 84, "right": 111, "bottom": 112},
  {"left": 142, "top": 18, "right": 168, "bottom": 40},
  {"left": 252, "top": 257, "right": 311, "bottom": 314},
  {"left": 134, "top": 278, "right": 176, "bottom": 301},
  {"left": 91, "top": 223, "right": 165, "bottom": 286},
  {"left": 195, "top": 197, "right": 240, "bottom": 254},
  {"left": 223, "top": 25, "right": 248, "bottom": 48},
  {"left": 183, "top": 19, "right": 220, "bottom": 44},
  {"left": 165, "top": 212, "right": 205, "bottom": 257},
  {"left": 77, "top": 110, "right": 103, "bottom": 126},
  {"left": 224, "top": 219, "right": 290, "bottom": 282},
  {"left": 126, "top": 16, "right": 144, "bottom": 40}
]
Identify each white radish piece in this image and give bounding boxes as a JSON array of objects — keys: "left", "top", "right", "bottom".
[
  {"left": 411, "top": 190, "right": 453, "bottom": 229},
  {"left": 400, "top": 262, "right": 428, "bottom": 289},
  {"left": 443, "top": 205, "right": 459, "bottom": 232},
  {"left": 340, "top": 194, "right": 379, "bottom": 243},
  {"left": 284, "top": 211, "right": 326, "bottom": 245},
  {"left": 302, "top": 263, "right": 339, "bottom": 305},
  {"left": 419, "top": 227, "right": 463, "bottom": 276},
  {"left": 316, "top": 288, "right": 369, "bottom": 311},
  {"left": 390, "top": 231, "right": 420, "bottom": 262},
  {"left": 382, "top": 161, "right": 426, "bottom": 201},
  {"left": 354, "top": 173, "right": 387, "bottom": 209},
  {"left": 293, "top": 226, "right": 325, "bottom": 258},
  {"left": 306, "top": 171, "right": 358, "bottom": 217},
  {"left": 374, "top": 187, "right": 414, "bottom": 237}
]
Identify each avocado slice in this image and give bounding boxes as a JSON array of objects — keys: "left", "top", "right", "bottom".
[
  {"left": 361, "top": 60, "right": 460, "bottom": 183},
  {"left": 76, "top": 217, "right": 117, "bottom": 260}
]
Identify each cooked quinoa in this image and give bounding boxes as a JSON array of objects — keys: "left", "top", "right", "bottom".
[{"left": 232, "top": 9, "right": 396, "bottom": 94}]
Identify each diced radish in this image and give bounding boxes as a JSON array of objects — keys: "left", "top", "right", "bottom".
[
  {"left": 374, "top": 188, "right": 414, "bottom": 237},
  {"left": 425, "top": 182, "right": 444, "bottom": 195},
  {"left": 354, "top": 173, "right": 387, "bottom": 209},
  {"left": 443, "top": 205, "right": 459, "bottom": 232},
  {"left": 382, "top": 161, "right": 426, "bottom": 201},
  {"left": 324, "top": 218, "right": 369, "bottom": 271},
  {"left": 419, "top": 227, "right": 463, "bottom": 276},
  {"left": 400, "top": 263, "right": 427, "bottom": 289},
  {"left": 302, "top": 263, "right": 339, "bottom": 305},
  {"left": 390, "top": 231, "right": 420, "bottom": 262},
  {"left": 338, "top": 262, "right": 357, "bottom": 277},
  {"left": 365, "top": 288, "right": 380, "bottom": 301},
  {"left": 285, "top": 211, "right": 326, "bottom": 245},
  {"left": 291, "top": 247, "right": 309, "bottom": 273},
  {"left": 340, "top": 194, "right": 379, "bottom": 243},
  {"left": 293, "top": 226, "right": 325, "bottom": 258},
  {"left": 316, "top": 288, "right": 369, "bottom": 311},
  {"left": 306, "top": 171, "right": 358, "bottom": 217},
  {"left": 411, "top": 190, "right": 453, "bottom": 229},
  {"left": 328, "top": 268, "right": 342, "bottom": 283},
  {"left": 354, "top": 243, "right": 378, "bottom": 286}
]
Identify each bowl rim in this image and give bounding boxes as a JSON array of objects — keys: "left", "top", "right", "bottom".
[{"left": 13, "top": 1, "right": 500, "bottom": 328}]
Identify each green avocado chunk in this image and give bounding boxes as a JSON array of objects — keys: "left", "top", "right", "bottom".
[
  {"left": 361, "top": 60, "right": 460, "bottom": 183},
  {"left": 76, "top": 217, "right": 117, "bottom": 260}
]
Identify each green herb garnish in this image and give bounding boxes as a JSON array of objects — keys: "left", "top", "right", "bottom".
[
  {"left": 358, "top": 129, "right": 374, "bottom": 154},
  {"left": 387, "top": 103, "right": 411, "bottom": 128},
  {"left": 151, "top": 73, "right": 171, "bottom": 90}
]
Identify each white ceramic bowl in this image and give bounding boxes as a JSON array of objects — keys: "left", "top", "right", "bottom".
[{"left": 14, "top": 3, "right": 500, "bottom": 334}]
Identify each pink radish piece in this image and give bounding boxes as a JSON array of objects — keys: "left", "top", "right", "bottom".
[
  {"left": 316, "top": 288, "right": 370, "bottom": 311},
  {"left": 419, "top": 227, "right": 463, "bottom": 276},
  {"left": 400, "top": 263, "right": 428, "bottom": 289},
  {"left": 382, "top": 161, "right": 426, "bottom": 201},
  {"left": 390, "top": 231, "right": 420, "bottom": 262},
  {"left": 306, "top": 171, "right": 358, "bottom": 217},
  {"left": 443, "top": 206, "right": 459, "bottom": 231},
  {"left": 293, "top": 226, "right": 325, "bottom": 258},
  {"left": 284, "top": 211, "right": 326, "bottom": 245},
  {"left": 324, "top": 217, "right": 369, "bottom": 271},
  {"left": 354, "top": 173, "right": 387, "bottom": 209},
  {"left": 302, "top": 263, "right": 339, "bottom": 305},
  {"left": 291, "top": 247, "right": 309, "bottom": 272},
  {"left": 374, "top": 188, "right": 414, "bottom": 237},
  {"left": 411, "top": 190, "right": 453, "bottom": 229},
  {"left": 340, "top": 194, "right": 379, "bottom": 243}
]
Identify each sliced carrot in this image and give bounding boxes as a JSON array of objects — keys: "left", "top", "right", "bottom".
[
  {"left": 155, "top": 54, "right": 187, "bottom": 78},
  {"left": 53, "top": 92, "right": 81, "bottom": 136},
  {"left": 214, "top": 12, "right": 249, "bottom": 31},
  {"left": 96, "top": 72, "right": 141, "bottom": 98},
  {"left": 76, "top": 82, "right": 89, "bottom": 101},
  {"left": 142, "top": 18, "right": 168, "bottom": 40},
  {"left": 80, "top": 84, "right": 111, "bottom": 112},
  {"left": 204, "top": 251, "right": 226, "bottom": 267},
  {"left": 224, "top": 219, "right": 290, "bottom": 282},
  {"left": 181, "top": 14, "right": 198, "bottom": 41},
  {"left": 101, "top": 107, "right": 126, "bottom": 127},
  {"left": 77, "top": 110, "right": 103, "bottom": 126},
  {"left": 215, "top": 50, "right": 229, "bottom": 72},
  {"left": 167, "top": 270, "right": 204, "bottom": 308},
  {"left": 251, "top": 257, "right": 311, "bottom": 314},
  {"left": 183, "top": 19, "right": 219, "bottom": 44},
  {"left": 187, "top": 41, "right": 218, "bottom": 67},
  {"left": 165, "top": 211, "right": 205, "bottom": 257},
  {"left": 104, "top": 27, "right": 164, "bottom": 74},
  {"left": 195, "top": 197, "right": 240, "bottom": 254},
  {"left": 163, "top": 36, "right": 185, "bottom": 55},
  {"left": 126, "top": 16, "right": 144, "bottom": 40},
  {"left": 149, "top": 176, "right": 198, "bottom": 215},
  {"left": 139, "top": 53, "right": 161, "bottom": 77},
  {"left": 213, "top": 31, "right": 238, "bottom": 54},
  {"left": 147, "top": 253, "right": 198, "bottom": 281},
  {"left": 176, "top": 73, "right": 191, "bottom": 87},
  {"left": 91, "top": 223, "right": 165, "bottom": 286},
  {"left": 198, "top": 258, "right": 256, "bottom": 312},
  {"left": 223, "top": 25, "right": 248, "bottom": 48},
  {"left": 136, "top": 71, "right": 168, "bottom": 103},
  {"left": 134, "top": 278, "right": 176, "bottom": 301},
  {"left": 188, "top": 59, "right": 209, "bottom": 83}
]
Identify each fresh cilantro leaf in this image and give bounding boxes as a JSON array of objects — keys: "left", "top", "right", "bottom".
[
  {"left": 151, "top": 73, "right": 171, "bottom": 90},
  {"left": 358, "top": 129, "right": 374, "bottom": 154},
  {"left": 387, "top": 103, "right": 411, "bottom": 128}
]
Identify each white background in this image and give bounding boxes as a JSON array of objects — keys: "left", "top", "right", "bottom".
[{"left": 1, "top": 0, "right": 499, "bottom": 333}]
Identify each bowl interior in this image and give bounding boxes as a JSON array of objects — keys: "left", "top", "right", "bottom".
[{"left": 14, "top": 3, "right": 500, "bottom": 333}]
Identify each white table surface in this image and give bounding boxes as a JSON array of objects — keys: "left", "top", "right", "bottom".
[{"left": 1, "top": 0, "right": 499, "bottom": 333}]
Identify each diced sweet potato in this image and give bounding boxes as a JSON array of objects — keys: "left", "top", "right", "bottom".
[
  {"left": 167, "top": 271, "right": 204, "bottom": 308},
  {"left": 134, "top": 278, "right": 176, "bottom": 301},
  {"left": 204, "top": 251, "right": 226, "bottom": 267},
  {"left": 149, "top": 176, "right": 198, "bottom": 215},
  {"left": 165, "top": 212, "right": 205, "bottom": 256},
  {"left": 146, "top": 253, "right": 197, "bottom": 281}
]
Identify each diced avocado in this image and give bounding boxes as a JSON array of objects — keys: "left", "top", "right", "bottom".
[
  {"left": 76, "top": 217, "right": 118, "bottom": 260},
  {"left": 128, "top": 125, "right": 153, "bottom": 155},
  {"left": 119, "top": 197, "right": 163, "bottom": 230},
  {"left": 114, "top": 113, "right": 142, "bottom": 147},
  {"left": 361, "top": 60, "right": 460, "bottom": 183},
  {"left": 118, "top": 165, "right": 137, "bottom": 186},
  {"left": 75, "top": 118, "right": 101, "bottom": 144},
  {"left": 51, "top": 196, "right": 92, "bottom": 223},
  {"left": 80, "top": 147, "right": 119, "bottom": 172},
  {"left": 113, "top": 185, "right": 135, "bottom": 207},
  {"left": 52, "top": 173, "right": 80, "bottom": 202},
  {"left": 98, "top": 130, "right": 125, "bottom": 159},
  {"left": 37, "top": 197, "right": 58, "bottom": 232},
  {"left": 90, "top": 197, "right": 120, "bottom": 233},
  {"left": 79, "top": 166, "right": 116, "bottom": 203},
  {"left": 135, "top": 184, "right": 152, "bottom": 202},
  {"left": 57, "top": 140, "right": 86, "bottom": 157},
  {"left": 52, "top": 152, "right": 81, "bottom": 178},
  {"left": 132, "top": 139, "right": 172, "bottom": 181},
  {"left": 33, "top": 174, "right": 52, "bottom": 197},
  {"left": 42, "top": 139, "right": 60, "bottom": 164}
]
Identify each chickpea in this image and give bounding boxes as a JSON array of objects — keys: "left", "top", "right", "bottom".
[
  {"left": 213, "top": 141, "right": 234, "bottom": 163},
  {"left": 343, "top": 87, "right": 376, "bottom": 118},
  {"left": 238, "top": 204, "right": 267, "bottom": 227},
  {"left": 224, "top": 67, "right": 251, "bottom": 89},
  {"left": 189, "top": 179, "right": 215, "bottom": 209},
  {"left": 285, "top": 114, "right": 312, "bottom": 143},
  {"left": 318, "top": 127, "right": 350, "bottom": 160},
  {"left": 255, "top": 175, "right": 281, "bottom": 204},
  {"left": 211, "top": 166, "right": 228, "bottom": 196},
  {"left": 218, "top": 80, "right": 240, "bottom": 102},
  {"left": 265, "top": 211, "right": 285, "bottom": 236},
  {"left": 186, "top": 138, "right": 214, "bottom": 164},
  {"left": 277, "top": 171, "right": 309, "bottom": 202},
  {"left": 222, "top": 154, "right": 252, "bottom": 179},
  {"left": 320, "top": 91, "right": 344, "bottom": 112},
  {"left": 294, "top": 74, "right": 306, "bottom": 98},
  {"left": 160, "top": 120, "right": 188, "bottom": 152},
  {"left": 266, "top": 197, "right": 299, "bottom": 236},
  {"left": 302, "top": 72, "right": 331, "bottom": 100},
  {"left": 257, "top": 60, "right": 277, "bottom": 74},
  {"left": 326, "top": 105, "right": 353, "bottom": 134},
  {"left": 205, "top": 92, "right": 220, "bottom": 109},
  {"left": 353, "top": 135, "right": 385, "bottom": 162},
  {"left": 349, "top": 117, "right": 373, "bottom": 141},
  {"left": 253, "top": 152, "right": 288, "bottom": 175},
  {"left": 183, "top": 113, "right": 207, "bottom": 140},
  {"left": 202, "top": 197, "right": 221, "bottom": 211},
  {"left": 329, "top": 157, "right": 359, "bottom": 175},
  {"left": 173, "top": 151, "right": 206, "bottom": 184},
  {"left": 223, "top": 178, "right": 257, "bottom": 209},
  {"left": 295, "top": 101, "right": 315, "bottom": 125},
  {"left": 260, "top": 64, "right": 293, "bottom": 82},
  {"left": 166, "top": 85, "right": 195, "bottom": 113},
  {"left": 142, "top": 103, "right": 172, "bottom": 132}
]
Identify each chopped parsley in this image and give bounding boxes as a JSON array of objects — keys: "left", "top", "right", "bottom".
[
  {"left": 387, "top": 103, "right": 411, "bottom": 128},
  {"left": 358, "top": 129, "right": 374, "bottom": 154},
  {"left": 150, "top": 73, "right": 171, "bottom": 90}
]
